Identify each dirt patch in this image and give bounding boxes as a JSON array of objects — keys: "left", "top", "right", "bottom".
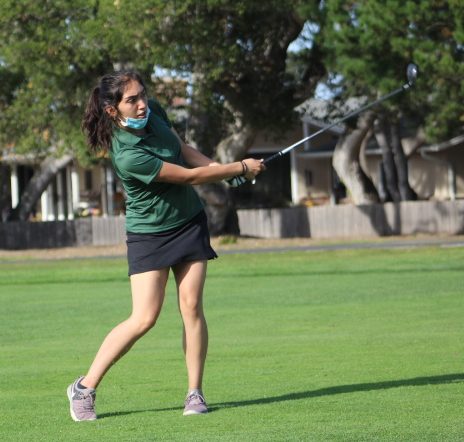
[
  {"left": 1, "top": 234, "right": 462, "bottom": 261},
  {"left": 0, "top": 237, "right": 317, "bottom": 261}
]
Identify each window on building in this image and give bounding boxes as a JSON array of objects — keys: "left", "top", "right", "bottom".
[
  {"left": 84, "top": 170, "right": 93, "bottom": 191},
  {"left": 304, "top": 170, "right": 313, "bottom": 187},
  {"left": 230, "top": 152, "right": 291, "bottom": 208}
]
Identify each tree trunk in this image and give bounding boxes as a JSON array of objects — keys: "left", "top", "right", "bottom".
[
  {"left": 7, "top": 154, "right": 73, "bottom": 221},
  {"left": 0, "top": 163, "right": 10, "bottom": 222},
  {"left": 215, "top": 109, "right": 257, "bottom": 164},
  {"left": 194, "top": 183, "right": 239, "bottom": 235},
  {"left": 390, "top": 120, "right": 417, "bottom": 200},
  {"left": 377, "top": 162, "right": 390, "bottom": 202},
  {"left": 195, "top": 124, "right": 256, "bottom": 234},
  {"left": 332, "top": 112, "right": 379, "bottom": 205},
  {"left": 189, "top": 103, "right": 257, "bottom": 235},
  {"left": 374, "top": 116, "right": 401, "bottom": 202},
  {"left": 374, "top": 115, "right": 417, "bottom": 202}
]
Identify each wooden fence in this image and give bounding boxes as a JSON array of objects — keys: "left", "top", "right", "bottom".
[
  {"left": 0, "top": 200, "right": 463, "bottom": 249},
  {"left": 237, "top": 200, "right": 464, "bottom": 239},
  {"left": 0, "top": 217, "right": 125, "bottom": 250}
]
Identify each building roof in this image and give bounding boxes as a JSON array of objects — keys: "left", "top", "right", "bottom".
[
  {"left": 294, "top": 96, "right": 373, "bottom": 157},
  {"left": 296, "top": 97, "right": 464, "bottom": 158}
]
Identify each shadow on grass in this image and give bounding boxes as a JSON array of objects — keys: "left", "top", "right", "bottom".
[{"left": 98, "top": 372, "right": 464, "bottom": 418}]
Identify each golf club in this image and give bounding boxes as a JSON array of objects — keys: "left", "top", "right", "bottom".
[{"left": 262, "top": 63, "right": 419, "bottom": 166}]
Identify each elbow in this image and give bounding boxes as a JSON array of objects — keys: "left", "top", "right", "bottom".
[
  {"left": 186, "top": 177, "right": 204, "bottom": 185},
  {"left": 185, "top": 168, "right": 218, "bottom": 185},
  {"left": 156, "top": 168, "right": 200, "bottom": 185},
  {"left": 182, "top": 170, "right": 203, "bottom": 185},
  {"left": 156, "top": 166, "right": 212, "bottom": 185}
]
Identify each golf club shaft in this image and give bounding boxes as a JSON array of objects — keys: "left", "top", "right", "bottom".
[{"left": 264, "top": 83, "right": 410, "bottom": 165}]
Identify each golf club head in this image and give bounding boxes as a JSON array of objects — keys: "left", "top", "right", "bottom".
[{"left": 406, "top": 63, "right": 419, "bottom": 86}]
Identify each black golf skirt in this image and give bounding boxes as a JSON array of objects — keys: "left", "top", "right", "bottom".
[{"left": 126, "top": 210, "right": 217, "bottom": 276}]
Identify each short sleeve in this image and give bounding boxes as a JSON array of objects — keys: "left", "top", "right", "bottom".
[
  {"left": 116, "top": 148, "right": 163, "bottom": 185},
  {"left": 148, "top": 99, "right": 172, "bottom": 128}
]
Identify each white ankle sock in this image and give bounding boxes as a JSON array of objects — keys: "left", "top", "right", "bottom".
[{"left": 188, "top": 389, "right": 203, "bottom": 397}]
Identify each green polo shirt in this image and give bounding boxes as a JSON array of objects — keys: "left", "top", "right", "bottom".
[{"left": 110, "top": 99, "right": 204, "bottom": 233}]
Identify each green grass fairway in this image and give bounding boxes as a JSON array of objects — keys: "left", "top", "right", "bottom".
[{"left": 1, "top": 246, "right": 463, "bottom": 441}]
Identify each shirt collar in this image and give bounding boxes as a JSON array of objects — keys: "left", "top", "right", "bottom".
[{"left": 113, "top": 126, "right": 143, "bottom": 147}]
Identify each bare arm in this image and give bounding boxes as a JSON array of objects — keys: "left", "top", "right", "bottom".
[
  {"left": 155, "top": 161, "right": 243, "bottom": 185},
  {"left": 160, "top": 128, "right": 265, "bottom": 185}
]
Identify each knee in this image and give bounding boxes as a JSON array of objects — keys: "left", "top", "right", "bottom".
[
  {"left": 129, "top": 315, "right": 157, "bottom": 336},
  {"left": 179, "top": 295, "right": 203, "bottom": 318}
]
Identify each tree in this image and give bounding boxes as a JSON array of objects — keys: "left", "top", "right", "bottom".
[
  {"left": 0, "top": 65, "right": 24, "bottom": 220},
  {"left": 0, "top": 1, "right": 167, "bottom": 221},
  {"left": 126, "top": 1, "right": 327, "bottom": 230},
  {"left": 0, "top": 1, "right": 114, "bottom": 220},
  {"left": 321, "top": 0, "right": 464, "bottom": 203},
  {"left": 0, "top": 0, "right": 328, "bottom": 229},
  {"left": 332, "top": 111, "right": 379, "bottom": 204}
]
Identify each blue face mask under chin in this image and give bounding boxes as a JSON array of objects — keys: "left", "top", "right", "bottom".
[{"left": 120, "top": 107, "right": 151, "bottom": 130}]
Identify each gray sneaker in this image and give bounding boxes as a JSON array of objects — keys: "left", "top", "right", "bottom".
[
  {"left": 67, "top": 376, "right": 97, "bottom": 421},
  {"left": 183, "top": 392, "right": 208, "bottom": 416}
]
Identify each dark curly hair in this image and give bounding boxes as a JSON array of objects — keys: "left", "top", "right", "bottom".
[{"left": 82, "top": 71, "right": 147, "bottom": 152}]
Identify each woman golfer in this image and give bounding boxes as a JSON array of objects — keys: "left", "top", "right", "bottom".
[{"left": 67, "top": 71, "right": 264, "bottom": 421}]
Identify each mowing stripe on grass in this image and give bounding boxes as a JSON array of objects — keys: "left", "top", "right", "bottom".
[{"left": 1, "top": 247, "right": 463, "bottom": 441}]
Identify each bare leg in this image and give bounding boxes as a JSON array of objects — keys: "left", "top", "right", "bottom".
[
  {"left": 173, "top": 260, "right": 208, "bottom": 391},
  {"left": 81, "top": 269, "right": 169, "bottom": 389}
]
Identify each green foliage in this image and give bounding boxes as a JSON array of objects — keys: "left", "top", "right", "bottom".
[
  {"left": 323, "top": 0, "right": 464, "bottom": 140},
  {"left": 1, "top": 247, "right": 464, "bottom": 440},
  {"left": 0, "top": 0, "right": 325, "bottom": 162},
  {"left": 1, "top": 0, "right": 461, "bottom": 165},
  {"left": 0, "top": 0, "right": 158, "bottom": 160},
  {"left": 0, "top": 1, "right": 103, "bottom": 158},
  {"left": 147, "top": 1, "right": 325, "bottom": 131}
]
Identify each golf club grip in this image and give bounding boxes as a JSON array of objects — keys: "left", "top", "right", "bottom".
[{"left": 264, "top": 152, "right": 282, "bottom": 165}]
